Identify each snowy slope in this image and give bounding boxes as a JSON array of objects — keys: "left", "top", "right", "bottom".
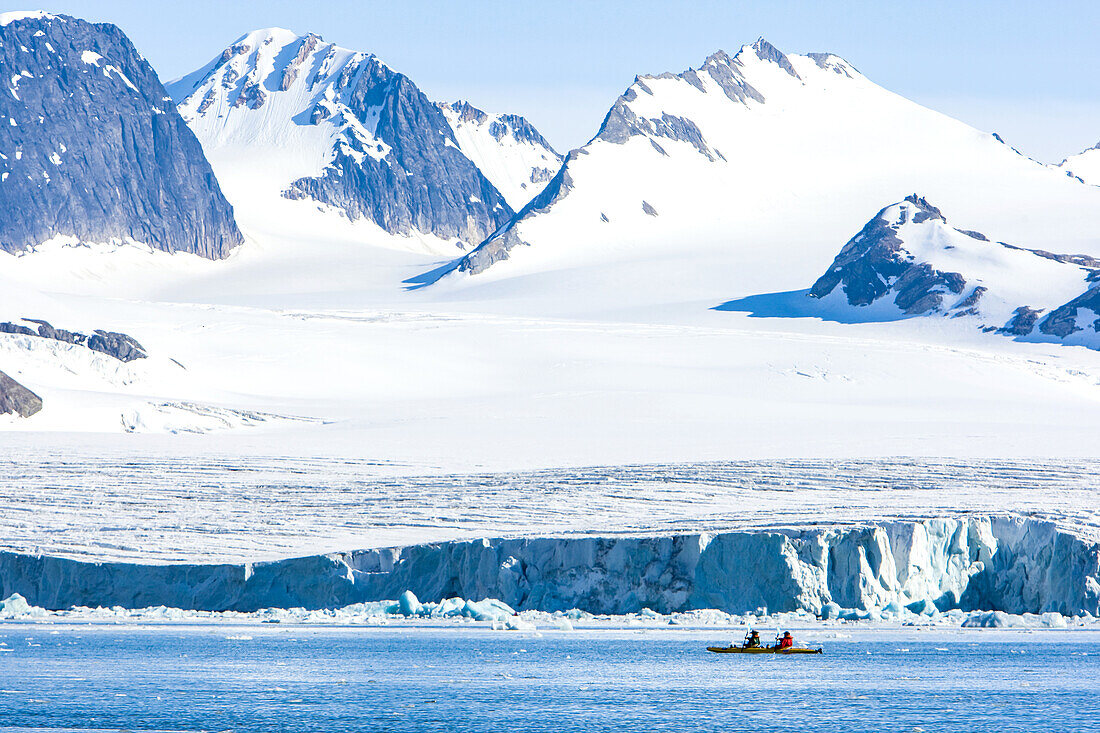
[
  {"left": 167, "top": 28, "right": 514, "bottom": 254},
  {"left": 1058, "top": 142, "right": 1100, "bottom": 185},
  {"left": 438, "top": 40, "right": 1100, "bottom": 320},
  {"left": 3, "top": 35, "right": 1100, "bottom": 472},
  {"left": 800, "top": 194, "right": 1100, "bottom": 347},
  {"left": 437, "top": 100, "right": 562, "bottom": 209}
]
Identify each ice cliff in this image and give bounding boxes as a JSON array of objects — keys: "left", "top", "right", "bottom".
[{"left": 1, "top": 516, "right": 1096, "bottom": 617}]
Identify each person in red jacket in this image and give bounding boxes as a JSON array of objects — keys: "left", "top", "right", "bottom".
[{"left": 778, "top": 631, "right": 794, "bottom": 649}]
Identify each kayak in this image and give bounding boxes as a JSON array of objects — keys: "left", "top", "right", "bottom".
[{"left": 707, "top": 645, "right": 823, "bottom": 655}]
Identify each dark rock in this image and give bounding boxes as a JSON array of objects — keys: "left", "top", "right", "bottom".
[
  {"left": 3, "top": 317, "right": 146, "bottom": 361},
  {"left": 597, "top": 100, "right": 716, "bottom": 161},
  {"left": 703, "top": 50, "right": 766, "bottom": 105},
  {"left": 25, "top": 319, "right": 86, "bottom": 344},
  {"left": 1038, "top": 286, "right": 1100, "bottom": 338},
  {"left": 0, "top": 322, "right": 35, "bottom": 337},
  {"left": 87, "top": 330, "right": 147, "bottom": 362},
  {"left": 284, "top": 59, "right": 513, "bottom": 245},
  {"left": 810, "top": 196, "right": 964, "bottom": 313},
  {"left": 455, "top": 162, "right": 575, "bottom": 275},
  {"left": 807, "top": 53, "right": 855, "bottom": 77},
  {"left": 952, "top": 286, "right": 987, "bottom": 312},
  {"left": 903, "top": 194, "right": 944, "bottom": 223},
  {"left": 1001, "top": 306, "right": 1043, "bottom": 336},
  {"left": 0, "top": 370, "right": 42, "bottom": 417},
  {"left": 752, "top": 38, "right": 802, "bottom": 80},
  {"left": 0, "top": 13, "right": 241, "bottom": 257}
]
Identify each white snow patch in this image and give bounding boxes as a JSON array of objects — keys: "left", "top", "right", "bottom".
[{"left": 0, "top": 10, "right": 57, "bottom": 26}]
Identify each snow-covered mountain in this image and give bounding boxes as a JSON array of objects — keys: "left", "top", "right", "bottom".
[
  {"left": 1058, "top": 142, "right": 1100, "bottom": 185},
  {"left": 807, "top": 194, "right": 1100, "bottom": 346},
  {"left": 167, "top": 28, "right": 530, "bottom": 250},
  {"left": 0, "top": 11, "right": 241, "bottom": 257},
  {"left": 437, "top": 100, "right": 562, "bottom": 209},
  {"left": 433, "top": 39, "right": 1100, "bottom": 319}
]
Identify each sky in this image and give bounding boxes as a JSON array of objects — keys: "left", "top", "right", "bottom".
[{"left": 17, "top": 0, "right": 1100, "bottom": 162}]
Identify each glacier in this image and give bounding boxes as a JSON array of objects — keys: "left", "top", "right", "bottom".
[{"left": 2, "top": 516, "right": 1095, "bottom": 617}]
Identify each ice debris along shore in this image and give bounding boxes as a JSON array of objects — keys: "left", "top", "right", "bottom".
[
  {"left": 0, "top": 590, "right": 1089, "bottom": 632},
  {"left": 1, "top": 516, "right": 1097, "bottom": 617}
]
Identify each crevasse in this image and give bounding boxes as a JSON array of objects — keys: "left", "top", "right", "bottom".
[{"left": 1, "top": 516, "right": 1096, "bottom": 615}]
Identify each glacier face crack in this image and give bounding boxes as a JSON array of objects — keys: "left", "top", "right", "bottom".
[{"left": 2, "top": 516, "right": 1096, "bottom": 616}]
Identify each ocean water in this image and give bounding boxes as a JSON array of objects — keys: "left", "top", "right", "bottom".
[{"left": 0, "top": 625, "right": 1097, "bottom": 732}]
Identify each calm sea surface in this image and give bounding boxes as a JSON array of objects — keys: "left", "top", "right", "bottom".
[{"left": 0, "top": 625, "right": 1097, "bottom": 732}]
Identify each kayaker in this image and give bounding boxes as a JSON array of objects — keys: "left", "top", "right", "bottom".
[
  {"left": 778, "top": 631, "right": 794, "bottom": 649},
  {"left": 744, "top": 629, "right": 762, "bottom": 648}
]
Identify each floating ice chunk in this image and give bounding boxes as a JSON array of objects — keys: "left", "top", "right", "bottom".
[
  {"left": 906, "top": 599, "right": 938, "bottom": 616},
  {"left": 397, "top": 589, "right": 422, "bottom": 617},
  {"left": 1041, "top": 612, "right": 1068, "bottom": 629},
  {"left": 839, "top": 608, "right": 872, "bottom": 621},
  {"left": 463, "top": 598, "right": 517, "bottom": 622},
  {"left": 819, "top": 602, "right": 842, "bottom": 620},
  {"left": 962, "top": 610, "right": 1023, "bottom": 628},
  {"left": 0, "top": 593, "right": 40, "bottom": 618}
]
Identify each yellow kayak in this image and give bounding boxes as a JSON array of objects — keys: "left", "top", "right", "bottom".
[{"left": 707, "top": 645, "right": 823, "bottom": 655}]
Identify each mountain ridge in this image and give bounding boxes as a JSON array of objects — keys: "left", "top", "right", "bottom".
[
  {"left": 169, "top": 28, "right": 563, "bottom": 249},
  {"left": 0, "top": 12, "right": 241, "bottom": 258}
]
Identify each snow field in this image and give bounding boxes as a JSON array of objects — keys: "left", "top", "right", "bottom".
[{"left": 0, "top": 456, "right": 1097, "bottom": 564}]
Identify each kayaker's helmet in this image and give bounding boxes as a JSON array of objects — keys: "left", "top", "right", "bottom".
[{"left": 783, "top": 631, "right": 792, "bottom": 637}]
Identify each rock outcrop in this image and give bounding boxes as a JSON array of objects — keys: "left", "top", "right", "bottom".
[
  {"left": 0, "top": 12, "right": 241, "bottom": 257},
  {"left": 1, "top": 318, "right": 146, "bottom": 362},
  {"left": 437, "top": 100, "right": 562, "bottom": 209},
  {"left": 810, "top": 195, "right": 970, "bottom": 314},
  {"left": 0, "top": 370, "right": 42, "bottom": 417},
  {"left": 1038, "top": 286, "right": 1100, "bottom": 338},
  {"left": 808, "top": 195, "right": 1100, "bottom": 349}
]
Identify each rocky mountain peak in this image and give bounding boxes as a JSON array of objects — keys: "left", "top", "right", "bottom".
[
  {"left": 436, "top": 100, "right": 562, "bottom": 208},
  {"left": 808, "top": 196, "right": 1100, "bottom": 348},
  {"left": 751, "top": 37, "right": 801, "bottom": 79},
  {"left": 171, "top": 29, "right": 515, "bottom": 246},
  {"left": 0, "top": 12, "right": 241, "bottom": 257}
]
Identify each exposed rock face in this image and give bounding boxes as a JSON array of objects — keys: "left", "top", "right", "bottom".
[
  {"left": 807, "top": 195, "right": 1100, "bottom": 349},
  {"left": 0, "top": 13, "right": 241, "bottom": 257},
  {"left": 1039, "top": 286, "right": 1100, "bottom": 338},
  {"left": 1001, "top": 307, "right": 1044, "bottom": 336},
  {"left": 1057, "top": 141, "right": 1100, "bottom": 186},
  {"left": 1, "top": 319, "right": 146, "bottom": 362},
  {"left": 87, "top": 330, "right": 147, "bottom": 362},
  {"left": 284, "top": 64, "right": 513, "bottom": 244},
  {"left": 810, "top": 195, "right": 968, "bottom": 314},
  {"left": 437, "top": 100, "right": 562, "bottom": 209},
  {"left": 455, "top": 162, "right": 575, "bottom": 275},
  {"left": 171, "top": 29, "right": 515, "bottom": 246},
  {"left": 0, "top": 370, "right": 42, "bottom": 417}
]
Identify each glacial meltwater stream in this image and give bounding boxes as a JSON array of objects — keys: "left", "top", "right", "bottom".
[{"left": 1, "top": 625, "right": 1098, "bottom": 732}]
